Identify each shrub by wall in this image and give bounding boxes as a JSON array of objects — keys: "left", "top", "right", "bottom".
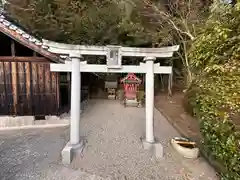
[{"left": 186, "top": 2, "right": 240, "bottom": 180}]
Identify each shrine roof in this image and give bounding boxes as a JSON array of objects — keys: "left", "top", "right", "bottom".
[
  {"left": 121, "top": 73, "right": 142, "bottom": 83},
  {"left": 0, "top": 13, "right": 64, "bottom": 63}
]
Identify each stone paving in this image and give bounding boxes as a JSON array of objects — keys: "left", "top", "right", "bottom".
[{"left": 0, "top": 99, "right": 219, "bottom": 180}]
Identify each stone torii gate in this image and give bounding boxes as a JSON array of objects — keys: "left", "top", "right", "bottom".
[{"left": 43, "top": 40, "right": 179, "bottom": 164}]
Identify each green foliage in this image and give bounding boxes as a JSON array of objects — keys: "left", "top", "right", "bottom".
[
  {"left": 186, "top": 2, "right": 240, "bottom": 179},
  {"left": 5, "top": 0, "right": 157, "bottom": 46}
]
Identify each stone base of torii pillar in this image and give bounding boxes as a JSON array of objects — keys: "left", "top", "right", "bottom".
[
  {"left": 61, "top": 142, "right": 84, "bottom": 165},
  {"left": 142, "top": 140, "right": 164, "bottom": 159}
]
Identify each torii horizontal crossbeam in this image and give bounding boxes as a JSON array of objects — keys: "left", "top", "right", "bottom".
[{"left": 50, "top": 62, "right": 172, "bottom": 74}]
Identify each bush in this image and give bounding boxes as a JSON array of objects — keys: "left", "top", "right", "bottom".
[
  {"left": 186, "top": 2, "right": 240, "bottom": 179},
  {"left": 186, "top": 75, "right": 240, "bottom": 179}
]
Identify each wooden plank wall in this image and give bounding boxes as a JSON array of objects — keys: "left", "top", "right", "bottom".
[{"left": 0, "top": 61, "right": 59, "bottom": 116}]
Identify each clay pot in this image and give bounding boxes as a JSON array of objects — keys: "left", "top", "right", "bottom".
[{"left": 171, "top": 137, "right": 199, "bottom": 159}]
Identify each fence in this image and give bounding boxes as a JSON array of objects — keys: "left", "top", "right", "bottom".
[{"left": 0, "top": 61, "right": 59, "bottom": 116}]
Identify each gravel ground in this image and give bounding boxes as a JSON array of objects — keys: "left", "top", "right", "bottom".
[
  {"left": 0, "top": 127, "right": 108, "bottom": 180},
  {"left": 0, "top": 99, "right": 219, "bottom": 180},
  {"left": 71, "top": 100, "right": 219, "bottom": 180}
]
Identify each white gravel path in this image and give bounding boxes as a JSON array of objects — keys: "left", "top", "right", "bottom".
[
  {"left": 71, "top": 99, "right": 219, "bottom": 180},
  {"left": 0, "top": 127, "right": 108, "bottom": 180}
]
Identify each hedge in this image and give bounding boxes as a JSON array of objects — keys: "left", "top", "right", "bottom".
[{"left": 185, "top": 2, "right": 240, "bottom": 180}]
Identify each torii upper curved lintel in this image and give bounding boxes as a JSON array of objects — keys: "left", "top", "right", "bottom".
[{"left": 42, "top": 39, "right": 179, "bottom": 58}]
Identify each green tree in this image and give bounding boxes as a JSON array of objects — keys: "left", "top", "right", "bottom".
[
  {"left": 4, "top": 0, "right": 158, "bottom": 46},
  {"left": 137, "top": 0, "right": 211, "bottom": 88},
  {"left": 132, "top": 0, "right": 211, "bottom": 89}
]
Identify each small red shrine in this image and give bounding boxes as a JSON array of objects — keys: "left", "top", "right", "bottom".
[{"left": 120, "top": 73, "right": 142, "bottom": 106}]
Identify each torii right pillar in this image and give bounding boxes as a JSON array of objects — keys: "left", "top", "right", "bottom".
[
  {"left": 143, "top": 56, "right": 163, "bottom": 158},
  {"left": 144, "top": 56, "right": 155, "bottom": 144}
]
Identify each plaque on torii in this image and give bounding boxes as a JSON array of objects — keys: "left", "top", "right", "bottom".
[
  {"left": 121, "top": 73, "right": 142, "bottom": 107},
  {"left": 106, "top": 45, "right": 122, "bottom": 69}
]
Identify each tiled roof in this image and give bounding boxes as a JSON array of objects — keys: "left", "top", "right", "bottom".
[{"left": 0, "top": 14, "right": 64, "bottom": 63}]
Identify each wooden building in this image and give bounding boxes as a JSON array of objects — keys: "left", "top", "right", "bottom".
[{"left": 0, "top": 14, "right": 94, "bottom": 117}]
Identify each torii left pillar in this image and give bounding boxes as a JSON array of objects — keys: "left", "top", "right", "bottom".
[{"left": 61, "top": 53, "right": 83, "bottom": 165}]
